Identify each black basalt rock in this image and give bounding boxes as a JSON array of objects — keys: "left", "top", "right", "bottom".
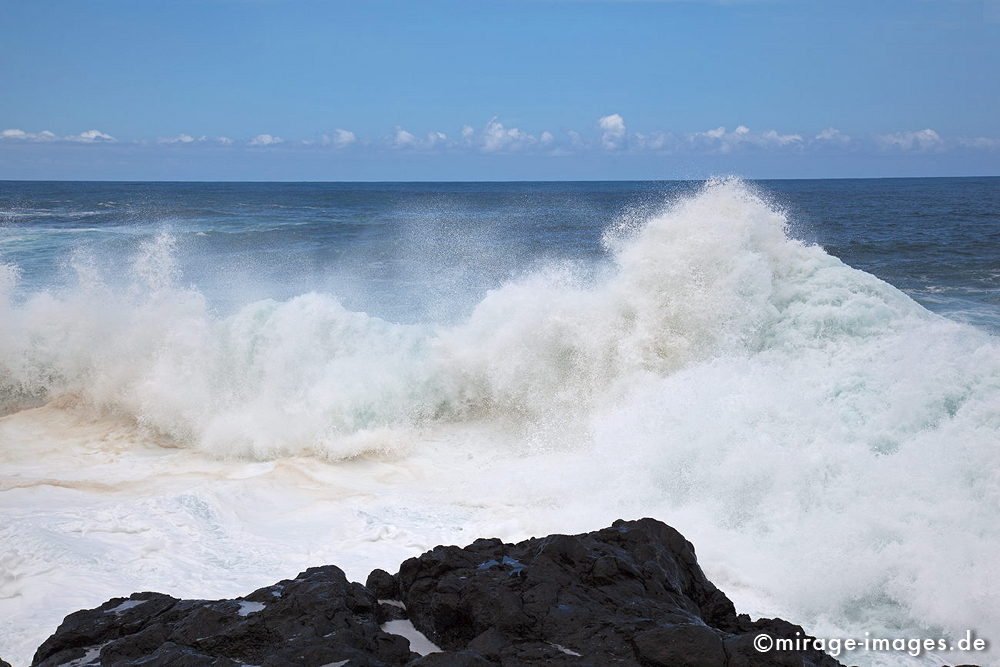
[
  {"left": 31, "top": 565, "right": 418, "bottom": 667},
  {"left": 386, "top": 517, "right": 841, "bottom": 666},
  {"left": 31, "top": 519, "right": 843, "bottom": 667}
]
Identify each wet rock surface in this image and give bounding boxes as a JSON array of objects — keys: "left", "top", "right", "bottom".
[
  {"left": 32, "top": 519, "right": 842, "bottom": 666},
  {"left": 32, "top": 565, "right": 417, "bottom": 667},
  {"left": 385, "top": 518, "right": 841, "bottom": 667}
]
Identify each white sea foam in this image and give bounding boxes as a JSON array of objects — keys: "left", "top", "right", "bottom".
[
  {"left": 236, "top": 600, "right": 265, "bottom": 616},
  {"left": 380, "top": 619, "right": 441, "bottom": 656},
  {"left": 0, "top": 180, "right": 997, "bottom": 666}
]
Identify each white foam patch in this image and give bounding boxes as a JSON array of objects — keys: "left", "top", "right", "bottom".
[
  {"left": 61, "top": 643, "right": 107, "bottom": 667},
  {"left": 380, "top": 619, "right": 441, "bottom": 656},
  {"left": 550, "top": 642, "right": 582, "bottom": 656},
  {"left": 236, "top": 600, "right": 265, "bottom": 616},
  {"left": 107, "top": 599, "right": 146, "bottom": 614},
  {"left": 378, "top": 599, "right": 406, "bottom": 609}
]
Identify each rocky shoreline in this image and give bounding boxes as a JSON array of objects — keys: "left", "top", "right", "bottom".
[{"left": 23, "top": 518, "right": 842, "bottom": 666}]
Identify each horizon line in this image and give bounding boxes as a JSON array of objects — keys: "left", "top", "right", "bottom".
[{"left": 3, "top": 174, "right": 1000, "bottom": 185}]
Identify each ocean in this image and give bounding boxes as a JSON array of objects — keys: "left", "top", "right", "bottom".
[{"left": 1, "top": 177, "right": 998, "bottom": 666}]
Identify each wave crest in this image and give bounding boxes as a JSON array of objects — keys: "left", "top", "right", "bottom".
[{"left": 0, "top": 180, "right": 987, "bottom": 460}]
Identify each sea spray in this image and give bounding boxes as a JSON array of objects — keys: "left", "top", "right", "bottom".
[{"left": 1, "top": 180, "right": 930, "bottom": 454}]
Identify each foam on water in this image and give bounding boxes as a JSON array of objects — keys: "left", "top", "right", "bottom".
[{"left": 1, "top": 179, "right": 998, "bottom": 666}]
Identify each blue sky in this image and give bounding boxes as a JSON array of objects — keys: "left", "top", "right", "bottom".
[{"left": 1, "top": 0, "right": 999, "bottom": 180}]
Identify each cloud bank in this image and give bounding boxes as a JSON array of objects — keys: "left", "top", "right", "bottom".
[
  {"left": 2, "top": 117, "right": 998, "bottom": 158},
  {"left": 2, "top": 128, "right": 116, "bottom": 143}
]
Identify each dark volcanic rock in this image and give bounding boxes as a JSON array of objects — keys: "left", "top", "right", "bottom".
[
  {"left": 390, "top": 518, "right": 842, "bottom": 666},
  {"left": 32, "top": 518, "right": 842, "bottom": 667},
  {"left": 32, "top": 565, "right": 417, "bottom": 667}
]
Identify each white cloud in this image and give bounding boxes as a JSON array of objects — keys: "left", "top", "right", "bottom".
[
  {"left": 815, "top": 127, "right": 851, "bottom": 144},
  {"left": 760, "top": 129, "right": 802, "bottom": 146},
  {"left": 391, "top": 127, "right": 419, "bottom": 149},
  {"left": 67, "top": 129, "right": 116, "bottom": 143},
  {"left": 158, "top": 133, "right": 203, "bottom": 144},
  {"left": 386, "top": 127, "right": 457, "bottom": 150},
  {"left": 479, "top": 118, "right": 538, "bottom": 153},
  {"left": 0, "top": 128, "right": 57, "bottom": 141},
  {"left": 957, "top": 136, "right": 1000, "bottom": 150},
  {"left": 322, "top": 129, "right": 357, "bottom": 148},
  {"left": 598, "top": 113, "right": 627, "bottom": 150},
  {"left": 631, "top": 131, "right": 673, "bottom": 151},
  {"left": 691, "top": 125, "right": 743, "bottom": 152},
  {"left": 688, "top": 125, "right": 801, "bottom": 153},
  {"left": 425, "top": 131, "right": 449, "bottom": 148},
  {"left": 4, "top": 122, "right": 991, "bottom": 159},
  {"left": 250, "top": 133, "right": 283, "bottom": 146},
  {"left": 875, "top": 128, "right": 942, "bottom": 152},
  {"left": 450, "top": 121, "right": 557, "bottom": 153}
]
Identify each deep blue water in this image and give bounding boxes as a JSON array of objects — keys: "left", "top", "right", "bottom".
[{"left": 2, "top": 178, "right": 998, "bottom": 331}]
